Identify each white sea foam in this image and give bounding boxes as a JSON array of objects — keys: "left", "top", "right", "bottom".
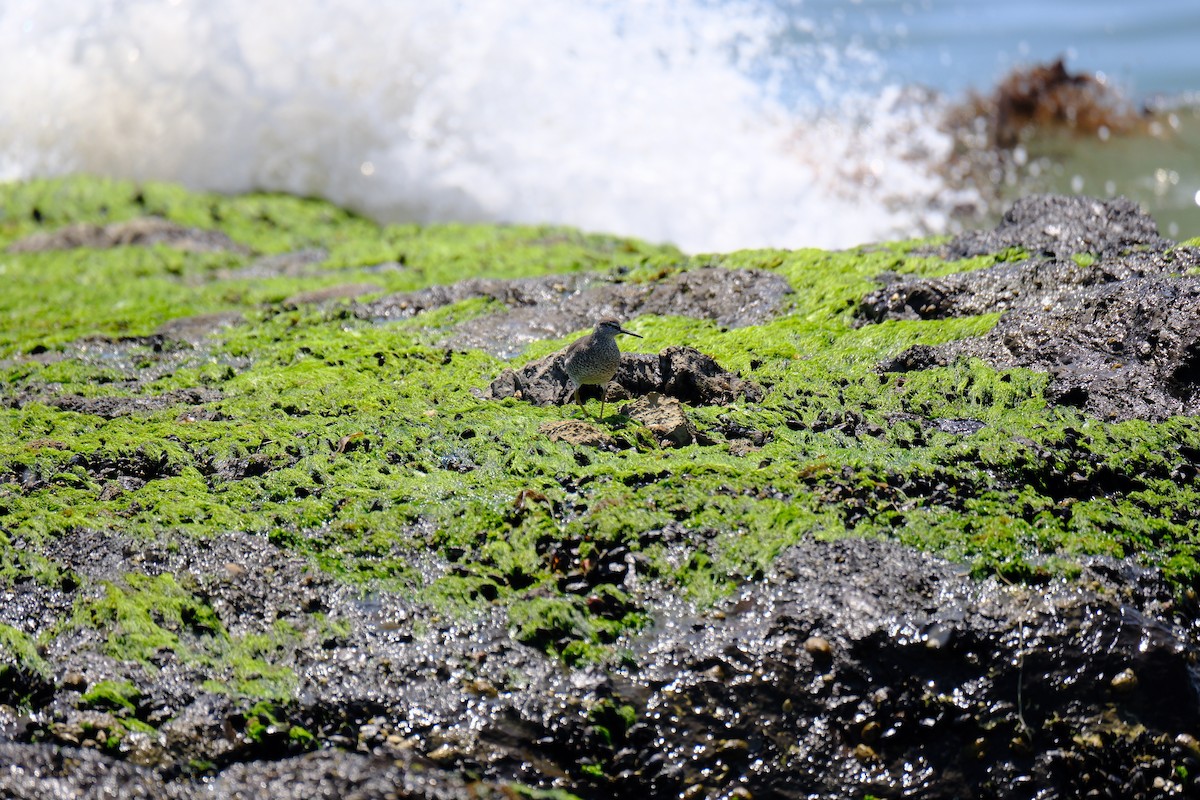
[{"left": 0, "top": 0, "right": 968, "bottom": 251}]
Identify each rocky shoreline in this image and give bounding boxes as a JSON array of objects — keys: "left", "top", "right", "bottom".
[{"left": 2, "top": 179, "right": 1199, "bottom": 798}]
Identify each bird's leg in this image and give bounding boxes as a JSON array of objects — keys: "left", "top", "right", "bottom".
[
  {"left": 599, "top": 384, "right": 607, "bottom": 420},
  {"left": 573, "top": 386, "right": 584, "bottom": 416}
]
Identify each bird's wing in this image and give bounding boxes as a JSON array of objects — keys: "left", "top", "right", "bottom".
[{"left": 563, "top": 336, "right": 588, "bottom": 360}]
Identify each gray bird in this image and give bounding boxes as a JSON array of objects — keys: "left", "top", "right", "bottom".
[{"left": 563, "top": 317, "right": 642, "bottom": 418}]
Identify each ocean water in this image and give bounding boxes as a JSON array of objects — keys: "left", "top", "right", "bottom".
[{"left": 1, "top": 0, "right": 1198, "bottom": 252}]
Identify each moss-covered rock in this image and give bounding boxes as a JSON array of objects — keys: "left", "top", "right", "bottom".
[{"left": 1, "top": 176, "right": 1198, "bottom": 798}]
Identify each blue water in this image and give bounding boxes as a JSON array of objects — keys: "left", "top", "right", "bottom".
[{"left": 790, "top": 0, "right": 1200, "bottom": 101}]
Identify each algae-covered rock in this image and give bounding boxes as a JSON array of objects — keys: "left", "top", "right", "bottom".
[
  {"left": 864, "top": 195, "right": 1200, "bottom": 420},
  {"left": 620, "top": 392, "right": 700, "bottom": 447},
  {"left": 1, "top": 178, "right": 1199, "bottom": 799}
]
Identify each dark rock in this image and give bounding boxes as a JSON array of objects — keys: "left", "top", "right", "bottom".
[
  {"left": 933, "top": 418, "right": 986, "bottom": 436},
  {"left": 482, "top": 346, "right": 762, "bottom": 408},
  {"left": 488, "top": 352, "right": 576, "bottom": 407},
  {"left": 1, "top": 326, "right": 248, "bottom": 417},
  {"left": 878, "top": 344, "right": 940, "bottom": 373},
  {"left": 866, "top": 195, "right": 1200, "bottom": 421},
  {"left": 359, "top": 267, "right": 792, "bottom": 358},
  {"left": 2, "top": 529, "right": 1195, "bottom": 800},
  {"left": 876, "top": 270, "right": 1200, "bottom": 421},
  {"left": 155, "top": 312, "right": 245, "bottom": 345},
  {"left": 0, "top": 742, "right": 496, "bottom": 799},
  {"left": 716, "top": 416, "right": 773, "bottom": 448},
  {"left": 360, "top": 273, "right": 596, "bottom": 321},
  {"left": 281, "top": 283, "right": 382, "bottom": 308},
  {"left": 633, "top": 266, "right": 792, "bottom": 328},
  {"left": 46, "top": 388, "right": 223, "bottom": 419},
  {"left": 953, "top": 274, "right": 1200, "bottom": 420},
  {"left": 653, "top": 346, "right": 764, "bottom": 405},
  {"left": 940, "top": 193, "right": 1169, "bottom": 260},
  {"left": 7, "top": 217, "right": 250, "bottom": 254},
  {"left": 224, "top": 248, "right": 329, "bottom": 279}
]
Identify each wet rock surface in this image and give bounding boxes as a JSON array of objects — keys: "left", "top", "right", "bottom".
[
  {"left": 862, "top": 194, "right": 1200, "bottom": 420},
  {"left": 0, "top": 743, "right": 500, "bottom": 800},
  {"left": 0, "top": 326, "right": 247, "bottom": 418},
  {"left": 222, "top": 247, "right": 331, "bottom": 279},
  {"left": 154, "top": 312, "right": 246, "bottom": 346},
  {"left": 358, "top": 267, "right": 792, "bottom": 358},
  {"left": 2, "top": 533, "right": 1197, "bottom": 799}
]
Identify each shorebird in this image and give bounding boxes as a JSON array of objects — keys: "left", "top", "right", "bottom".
[{"left": 563, "top": 317, "right": 642, "bottom": 419}]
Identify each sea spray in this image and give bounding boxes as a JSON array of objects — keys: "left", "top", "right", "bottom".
[{"left": 0, "top": 0, "right": 967, "bottom": 251}]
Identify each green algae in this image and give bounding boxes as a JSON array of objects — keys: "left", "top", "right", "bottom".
[
  {"left": 0, "top": 622, "right": 48, "bottom": 679},
  {"left": 80, "top": 679, "right": 141, "bottom": 713},
  {"left": 238, "top": 700, "right": 316, "bottom": 749},
  {"left": 70, "top": 572, "right": 305, "bottom": 699},
  {"left": 3, "top": 175, "right": 1200, "bottom": 688},
  {"left": 0, "top": 177, "right": 678, "bottom": 358}
]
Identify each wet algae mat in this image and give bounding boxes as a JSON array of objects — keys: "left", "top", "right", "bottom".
[{"left": 2, "top": 177, "right": 1200, "bottom": 798}]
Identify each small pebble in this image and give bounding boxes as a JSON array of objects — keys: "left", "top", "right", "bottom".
[
  {"left": 804, "top": 636, "right": 832, "bottom": 657},
  {"left": 61, "top": 672, "right": 87, "bottom": 691},
  {"left": 1175, "top": 732, "right": 1200, "bottom": 755},
  {"left": 853, "top": 743, "right": 877, "bottom": 761},
  {"left": 716, "top": 738, "right": 749, "bottom": 754},
  {"left": 1111, "top": 668, "right": 1138, "bottom": 693},
  {"left": 427, "top": 744, "right": 457, "bottom": 762}
]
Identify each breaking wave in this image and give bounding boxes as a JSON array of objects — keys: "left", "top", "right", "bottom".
[{"left": 0, "top": 0, "right": 969, "bottom": 251}]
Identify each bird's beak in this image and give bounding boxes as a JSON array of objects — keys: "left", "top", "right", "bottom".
[{"left": 618, "top": 327, "right": 643, "bottom": 338}]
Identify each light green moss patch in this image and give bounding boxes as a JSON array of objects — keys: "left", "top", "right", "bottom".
[
  {"left": 0, "top": 622, "right": 49, "bottom": 677},
  {"left": 69, "top": 572, "right": 316, "bottom": 700},
  {"left": 4, "top": 175, "right": 1200, "bottom": 675},
  {"left": 80, "top": 679, "right": 141, "bottom": 713},
  {"left": 0, "top": 177, "right": 679, "bottom": 358}
]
